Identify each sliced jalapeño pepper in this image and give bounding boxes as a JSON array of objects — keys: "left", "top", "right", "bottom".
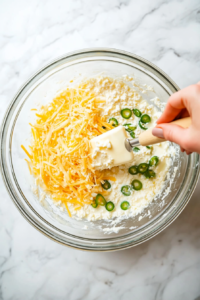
[
  {"left": 131, "top": 179, "right": 143, "bottom": 191},
  {"left": 139, "top": 120, "right": 148, "bottom": 130},
  {"left": 109, "top": 118, "right": 118, "bottom": 127},
  {"left": 129, "top": 131, "right": 135, "bottom": 138},
  {"left": 91, "top": 200, "right": 98, "bottom": 208},
  {"left": 133, "top": 147, "right": 140, "bottom": 152},
  {"left": 140, "top": 114, "right": 151, "bottom": 124},
  {"left": 149, "top": 156, "right": 159, "bottom": 166},
  {"left": 133, "top": 108, "right": 142, "bottom": 117},
  {"left": 144, "top": 169, "right": 156, "bottom": 178},
  {"left": 148, "top": 169, "right": 156, "bottom": 178},
  {"left": 120, "top": 201, "right": 130, "bottom": 210},
  {"left": 121, "top": 185, "right": 132, "bottom": 196},
  {"left": 105, "top": 201, "right": 115, "bottom": 211},
  {"left": 96, "top": 194, "right": 106, "bottom": 206},
  {"left": 128, "top": 165, "right": 138, "bottom": 175},
  {"left": 101, "top": 180, "right": 111, "bottom": 190},
  {"left": 123, "top": 123, "right": 137, "bottom": 132},
  {"left": 138, "top": 163, "right": 149, "bottom": 174},
  {"left": 121, "top": 108, "right": 132, "bottom": 119}
]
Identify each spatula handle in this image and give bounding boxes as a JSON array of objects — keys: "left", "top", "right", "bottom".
[{"left": 139, "top": 117, "right": 192, "bottom": 146}]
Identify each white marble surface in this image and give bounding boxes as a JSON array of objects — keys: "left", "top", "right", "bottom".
[{"left": 1, "top": 0, "right": 200, "bottom": 299}]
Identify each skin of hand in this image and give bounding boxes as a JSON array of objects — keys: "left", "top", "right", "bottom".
[{"left": 152, "top": 82, "right": 200, "bottom": 155}]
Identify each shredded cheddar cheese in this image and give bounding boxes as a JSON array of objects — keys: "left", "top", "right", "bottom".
[{"left": 21, "top": 86, "right": 115, "bottom": 216}]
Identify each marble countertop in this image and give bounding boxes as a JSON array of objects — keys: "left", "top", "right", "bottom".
[{"left": 1, "top": 0, "right": 200, "bottom": 299}]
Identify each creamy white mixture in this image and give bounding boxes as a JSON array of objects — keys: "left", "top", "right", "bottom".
[
  {"left": 67, "top": 76, "right": 173, "bottom": 221},
  {"left": 91, "top": 125, "right": 134, "bottom": 170}
]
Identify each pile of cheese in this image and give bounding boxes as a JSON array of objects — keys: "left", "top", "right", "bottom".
[{"left": 22, "top": 86, "right": 116, "bottom": 216}]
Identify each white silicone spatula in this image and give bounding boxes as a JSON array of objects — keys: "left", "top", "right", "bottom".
[{"left": 90, "top": 117, "right": 191, "bottom": 168}]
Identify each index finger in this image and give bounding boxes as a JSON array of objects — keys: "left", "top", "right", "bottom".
[{"left": 156, "top": 85, "right": 196, "bottom": 124}]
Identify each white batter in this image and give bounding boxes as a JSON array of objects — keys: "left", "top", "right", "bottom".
[{"left": 67, "top": 76, "right": 172, "bottom": 221}]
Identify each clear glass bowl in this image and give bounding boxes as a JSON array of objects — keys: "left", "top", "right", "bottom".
[{"left": 1, "top": 48, "right": 199, "bottom": 251}]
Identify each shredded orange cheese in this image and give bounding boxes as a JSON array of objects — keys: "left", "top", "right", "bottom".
[{"left": 21, "top": 86, "right": 116, "bottom": 216}]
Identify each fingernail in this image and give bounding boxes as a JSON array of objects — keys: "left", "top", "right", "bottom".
[{"left": 152, "top": 128, "right": 164, "bottom": 139}]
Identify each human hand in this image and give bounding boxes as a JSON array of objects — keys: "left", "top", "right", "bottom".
[{"left": 152, "top": 82, "right": 200, "bottom": 155}]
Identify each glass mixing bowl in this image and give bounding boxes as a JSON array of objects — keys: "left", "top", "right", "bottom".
[{"left": 1, "top": 48, "right": 199, "bottom": 251}]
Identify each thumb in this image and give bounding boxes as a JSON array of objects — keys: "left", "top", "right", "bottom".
[{"left": 152, "top": 124, "right": 190, "bottom": 149}]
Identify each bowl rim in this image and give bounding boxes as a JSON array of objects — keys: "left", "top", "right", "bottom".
[{"left": 1, "top": 47, "right": 200, "bottom": 251}]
